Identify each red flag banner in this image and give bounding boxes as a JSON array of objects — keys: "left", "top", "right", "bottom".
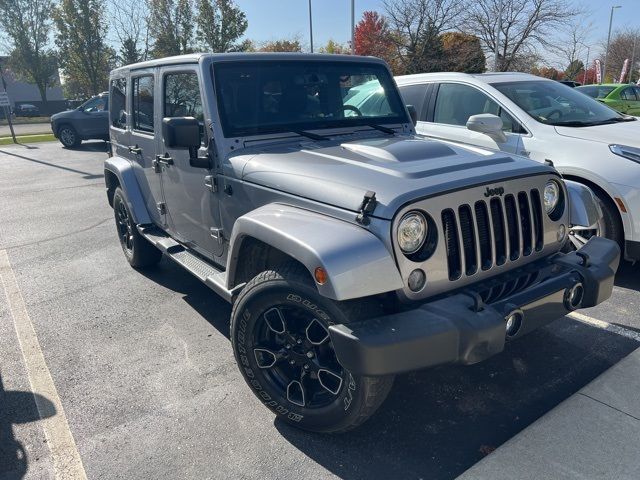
[
  {"left": 595, "top": 59, "right": 602, "bottom": 83},
  {"left": 620, "top": 59, "right": 630, "bottom": 83}
]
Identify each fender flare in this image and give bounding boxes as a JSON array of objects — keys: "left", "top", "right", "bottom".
[
  {"left": 104, "top": 156, "right": 152, "bottom": 225},
  {"left": 227, "top": 204, "right": 404, "bottom": 301},
  {"left": 564, "top": 180, "right": 602, "bottom": 228}
]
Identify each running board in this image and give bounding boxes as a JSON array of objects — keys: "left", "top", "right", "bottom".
[{"left": 138, "top": 226, "right": 242, "bottom": 303}]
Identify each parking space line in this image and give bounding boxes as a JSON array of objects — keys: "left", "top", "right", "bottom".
[
  {"left": 0, "top": 250, "right": 87, "bottom": 480},
  {"left": 568, "top": 311, "right": 640, "bottom": 342}
]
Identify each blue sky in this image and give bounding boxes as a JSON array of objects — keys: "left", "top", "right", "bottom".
[{"left": 239, "top": 0, "right": 640, "bottom": 60}]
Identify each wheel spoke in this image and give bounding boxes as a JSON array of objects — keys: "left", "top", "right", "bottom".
[
  {"left": 286, "top": 380, "right": 305, "bottom": 407},
  {"left": 263, "top": 307, "right": 286, "bottom": 334},
  {"left": 317, "top": 368, "right": 343, "bottom": 395},
  {"left": 305, "top": 318, "right": 329, "bottom": 345}
]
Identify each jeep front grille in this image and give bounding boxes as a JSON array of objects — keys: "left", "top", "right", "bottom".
[{"left": 442, "top": 189, "right": 544, "bottom": 280}]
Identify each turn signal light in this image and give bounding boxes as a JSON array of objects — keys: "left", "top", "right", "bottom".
[{"left": 314, "top": 267, "right": 328, "bottom": 285}]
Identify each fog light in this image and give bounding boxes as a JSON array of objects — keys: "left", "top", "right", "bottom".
[
  {"left": 505, "top": 310, "right": 523, "bottom": 338},
  {"left": 564, "top": 283, "right": 584, "bottom": 310},
  {"left": 557, "top": 224, "right": 566, "bottom": 242},
  {"left": 408, "top": 269, "right": 426, "bottom": 292}
]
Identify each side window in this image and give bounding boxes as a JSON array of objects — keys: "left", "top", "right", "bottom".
[
  {"left": 110, "top": 78, "right": 127, "bottom": 129},
  {"left": 398, "top": 84, "right": 428, "bottom": 121},
  {"left": 164, "top": 71, "right": 204, "bottom": 143},
  {"left": 132, "top": 75, "right": 154, "bottom": 133},
  {"left": 621, "top": 88, "right": 637, "bottom": 101},
  {"left": 635, "top": 87, "right": 640, "bottom": 100},
  {"left": 434, "top": 83, "right": 517, "bottom": 132}
]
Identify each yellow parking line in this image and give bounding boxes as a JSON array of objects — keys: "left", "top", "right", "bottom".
[
  {"left": 0, "top": 250, "right": 87, "bottom": 480},
  {"left": 568, "top": 311, "right": 640, "bottom": 342}
]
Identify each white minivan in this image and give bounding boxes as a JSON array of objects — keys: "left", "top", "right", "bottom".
[{"left": 396, "top": 72, "right": 640, "bottom": 262}]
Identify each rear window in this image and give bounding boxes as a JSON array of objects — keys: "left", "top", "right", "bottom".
[{"left": 132, "top": 75, "right": 154, "bottom": 133}]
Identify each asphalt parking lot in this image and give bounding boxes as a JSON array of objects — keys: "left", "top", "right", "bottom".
[{"left": 1, "top": 141, "right": 639, "bottom": 480}]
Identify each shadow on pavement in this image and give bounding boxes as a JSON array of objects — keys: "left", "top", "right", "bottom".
[
  {"left": 0, "top": 374, "right": 56, "bottom": 480},
  {"left": 275, "top": 319, "right": 639, "bottom": 480},
  {"left": 0, "top": 141, "right": 105, "bottom": 179},
  {"left": 139, "top": 258, "right": 232, "bottom": 339},
  {"left": 615, "top": 261, "right": 640, "bottom": 291}
]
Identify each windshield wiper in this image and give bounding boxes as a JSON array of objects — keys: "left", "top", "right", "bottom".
[
  {"left": 292, "top": 130, "right": 330, "bottom": 141},
  {"left": 368, "top": 124, "right": 396, "bottom": 135}
]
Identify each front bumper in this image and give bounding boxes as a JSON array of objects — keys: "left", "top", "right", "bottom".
[{"left": 329, "top": 237, "right": 620, "bottom": 376}]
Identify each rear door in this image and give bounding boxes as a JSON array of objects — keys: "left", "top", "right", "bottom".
[
  {"left": 109, "top": 78, "right": 129, "bottom": 159},
  {"left": 128, "top": 70, "right": 166, "bottom": 226},
  {"left": 159, "top": 67, "right": 223, "bottom": 258},
  {"left": 416, "top": 82, "right": 525, "bottom": 155}
]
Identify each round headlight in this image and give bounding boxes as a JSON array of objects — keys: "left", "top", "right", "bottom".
[
  {"left": 397, "top": 212, "right": 427, "bottom": 254},
  {"left": 543, "top": 180, "right": 561, "bottom": 215}
]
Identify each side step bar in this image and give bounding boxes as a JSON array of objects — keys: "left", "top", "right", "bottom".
[{"left": 138, "top": 225, "right": 243, "bottom": 303}]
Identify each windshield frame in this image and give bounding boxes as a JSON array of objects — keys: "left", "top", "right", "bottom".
[
  {"left": 490, "top": 80, "right": 625, "bottom": 127},
  {"left": 212, "top": 60, "right": 409, "bottom": 138}
]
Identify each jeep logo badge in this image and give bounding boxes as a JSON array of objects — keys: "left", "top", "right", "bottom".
[{"left": 484, "top": 186, "right": 505, "bottom": 198}]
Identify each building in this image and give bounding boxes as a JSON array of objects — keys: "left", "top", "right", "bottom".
[{"left": 0, "top": 56, "right": 67, "bottom": 116}]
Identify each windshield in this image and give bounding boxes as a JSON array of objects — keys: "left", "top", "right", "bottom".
[
  {"left": 214, "top": 60, "right": 407, "bottom": 137},
  {"left": 576, "top": 85, "right": 616, "bottom": 99},
  {"left": 491, "top": 80, "right": 627, "bottom": 127}
]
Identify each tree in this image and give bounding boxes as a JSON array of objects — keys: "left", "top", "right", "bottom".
[
  {"left": 354, "top": 11, "right": 398, "bottom": 70},
  {"left": 53, "top": 0, "right": 113, "bottom": 97},
  {"left": 259, "top": 39, "right": 302, "bottom": 52},
  {"left": 318, "top": 40, "right": 348, "bottom": 54},
  {"left": 147, "top": 0, "right": 195, "bottom": 58},
  {"left": 383, "top": 0, "right": 464, "bottom": 74},
  {"left": 110, "top": 0, "right": 150, "bottom": 65},
  {"left": 600, "top": 29, "right": 640, "bottom": 83},
  {"left": 0, "top": 0, "right": 58, "bottom": 103},
  {"left": 531, "top": 66, "right": 564, "bottom": 80},
  {"left": 440, "top": 32, "right": 485, "bottom": 73},
  {"left": 196, "top": 0, "right": 248, "bottom": 52},
  {"left": 463, "top": 0, "right": 581, "bottom": 71},
  {"left": 553, "top": 14, "right": 592, "bottom": 73},
  {"left": 564, "top": 59, "right": 584, "bottom": 81}
]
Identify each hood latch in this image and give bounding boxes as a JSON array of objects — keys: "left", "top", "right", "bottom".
[{"left": 356, "top": 191, "right": 377, "bottom": 226}]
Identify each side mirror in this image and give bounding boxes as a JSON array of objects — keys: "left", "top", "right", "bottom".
[
  {"left": 406, "top": 105, "right": 418, "bottom": 126},
  {"left": 162, "top": 116, "right": 201, "bottom": 148},
  {"left": 466, "top": 113, "right": 507, "bottom": 143},
  {"left": 162, "top": 116, "right": 210, "bottom": 169}
]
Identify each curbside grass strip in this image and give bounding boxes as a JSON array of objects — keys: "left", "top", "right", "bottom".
[{"left": 0, "top": 134, "right": 57, "bottom": 146}]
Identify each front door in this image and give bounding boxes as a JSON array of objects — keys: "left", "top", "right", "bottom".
[
  {"left": 79, "top": 95, "right": 109, "bottom": 137},
  {"left": 159, "top": 68, "right": 223, "bottom": 258},
  {"left": 128, "top": 70, "right": 165, "bottom": 226},
  {"left": 416, "top": 82, "right": 524, "bottom": 156}
]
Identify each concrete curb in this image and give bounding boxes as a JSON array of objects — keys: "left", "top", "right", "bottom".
[{"left": 457, "top": 347, "right": 640, "bottom": 480}]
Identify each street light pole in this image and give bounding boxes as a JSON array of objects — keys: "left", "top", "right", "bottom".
[
  {"left": 351, "top": 0, "right": 355, "bottom": 55},
  {"left": 494, "top": 0, "right": 503, "bottom": 71},
  {"left": 603, "top": 5, "right": 621, "bottom": 83},
  {"left": 630, "top": 35, "right": 637, "bottom": 83},
  {"left": 583, "top": 46, "right": 590, "bottom": 85},
  {"left": 308, "top": 0, "right": 314, "bottom": 53}
]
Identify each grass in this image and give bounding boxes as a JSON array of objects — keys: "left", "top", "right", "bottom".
[
  {"left": 0, "top": 116, "right": 51, "bottom": 125},
  {"left": 0, "top": 134, "right": 57, "bottom": 146}
]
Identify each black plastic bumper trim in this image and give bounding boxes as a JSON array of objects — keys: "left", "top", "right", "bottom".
[{"left": 329, "top": 237, "right": 620, "bottom": 376}]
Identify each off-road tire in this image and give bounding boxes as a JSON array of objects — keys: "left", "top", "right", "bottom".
[
  {"left": 112, "top": 187, "right": 162, "bottom": 268},
  {"left": 58, "top": 125, "right": 81, "bottom": 148},
  {"left": 230, "top": 263, "right": 393, "bottom": 433}
]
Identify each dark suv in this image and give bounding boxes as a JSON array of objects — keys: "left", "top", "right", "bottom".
[{"left": 51, "top": 92, "right": 109, "bottom": 147}]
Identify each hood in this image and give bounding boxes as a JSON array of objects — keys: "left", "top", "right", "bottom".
[
  {"left": 233, "top": 136, "right": 555, "bottom": 219},
  {"left": 555, "top": 120, "right": 640, "bottom": 145}
]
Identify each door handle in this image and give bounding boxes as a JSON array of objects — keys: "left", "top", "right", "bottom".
[
  {"left": 128, "top": 145, "right": 142, "bottom": 154},
  {"left": 155, "top": 154, "right": 174, "bottom": 166}
]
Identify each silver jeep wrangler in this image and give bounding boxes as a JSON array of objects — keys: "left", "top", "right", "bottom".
[{"left": 105, "top": 53, "right": 620, "bottom": 433}]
